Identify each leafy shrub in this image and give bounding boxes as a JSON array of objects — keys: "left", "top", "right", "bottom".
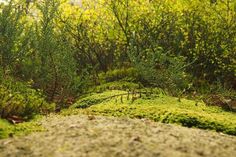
[
  {"left": 0, "top": 0, "right": 25, "bottom": 75},
  {"left": 0, "top": 0, "right": 81, "bottom": 103},
  {"left": 0, "top": 79, "right": 55, "bottom": 119},
  {"left": 128, "top": 45, "right": 190, "bottom": 94},
  {"left": 99, "top": 68, "right": 141, "bottom": 83},
  {"left": 92, "top": 81, "right": 141, "bottom": 92}
]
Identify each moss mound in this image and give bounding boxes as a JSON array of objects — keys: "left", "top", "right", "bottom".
[
  {"left": 0, "top": 118, "right": 44, "bottom": 139},
  {"left": 65, "top": 90, "right": 236, "bottom": 135}
]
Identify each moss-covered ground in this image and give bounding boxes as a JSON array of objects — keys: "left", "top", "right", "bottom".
[
  {"left": 1, "top": 87, "right": 235, "bottom": 139},
  {"left": 63, "top": 89, "right": 236, "bottom": 136},
  {"left": 0, "top": 88, "right": 235, "bottom": 156},
  {"left": 0, "top": 117, "right": 44, "bottom": 139}
]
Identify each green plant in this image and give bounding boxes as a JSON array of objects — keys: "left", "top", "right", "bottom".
[
  {"left": 128, "top": 45, "right": 190, "bottom": 94},
  {"left": 93, "top": 81, "right": 141, "bottom": 91},
  {"left": 1, "top": 0, "right": 235, "bottom": 111},
  {"left": 98, "top": 68, "right": 140, "bottom": 83},
  {"left": 0, "top": 0, "right": 26, "bottom": 76},
  {"left": 0, "top": 79, "right": 55, "bottom": 119}
]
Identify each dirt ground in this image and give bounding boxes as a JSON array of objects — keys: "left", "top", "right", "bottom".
[{"left": 0, "top": 115, "right": 236, "bottom": 157}]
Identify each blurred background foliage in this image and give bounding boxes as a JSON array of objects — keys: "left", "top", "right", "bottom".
[{"left": 0, "top": 0, "right": 235, "bottom": 117}]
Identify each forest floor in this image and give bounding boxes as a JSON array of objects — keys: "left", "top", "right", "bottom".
[{"left": 0, "top": 114, "right": 236, "bottom": 157}]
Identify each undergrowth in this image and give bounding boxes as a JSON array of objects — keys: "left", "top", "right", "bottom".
[
  {"left": 0, "top": 79, "right": 55, "bottom": 119},
  {"left": 98, "top": 68, "right": 140, "bottom": 83},
  {"left": 92, "top": 81, "right": 141, "bottom": 92}
]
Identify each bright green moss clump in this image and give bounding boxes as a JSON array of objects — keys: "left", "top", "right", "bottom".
[
  {"left": 66, "top": 90, "right": 236, "bottom": 136},
  {"left": 71, "top": 90, "right": 127, "bottom": 109},
  {"left": 0, "top": 118, "right": 44, "bottom": 139}
]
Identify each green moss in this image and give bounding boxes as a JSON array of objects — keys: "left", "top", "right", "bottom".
[
  {"left": 71, "top": 90, "right": 127, "bottom": 108},
  {"left": 0, "top": 117, "right": 44, "bottom": 139},
  {"left": 64, "top": 90, "right": 236, "bottom": 136}
]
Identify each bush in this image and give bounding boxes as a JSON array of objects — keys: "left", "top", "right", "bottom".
[
  {"left": 0, "top": 0, "right": 25, "bottom": 75},
  {"left": 107, "top": 0, "right": 235, "bottom": 88},
  {"left": 99, "top": 68, "right": 141, "bottom": 83},
  {"left": 0, "top": 79, "right": 55, "bottom": 119},
  {"left": 128, "top": 45, "right": 190, "bottom": 94},
  {"left": 93, "top": 81, "right": 141, "bottom": 92},
  {"left": 1, "top": 0, "right": 82, "bottom": 103}
]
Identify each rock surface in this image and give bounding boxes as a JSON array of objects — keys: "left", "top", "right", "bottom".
[{"left": 0, "top": 115, "right": 236, "bottom": 157}]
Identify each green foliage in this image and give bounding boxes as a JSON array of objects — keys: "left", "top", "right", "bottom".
[
  {"left": 94, "top": 81, "right": 141, "bottom": 91},
  {"left": 80, "top": 0, "right": 235, "bottom": 88},
  {"left": 64, "top": 90, "right": 236, "bottom": 135},
  {"left": 30, "top": 0, "right": 79, "bottom": 101},
  {"left": 0, "top": 0, "right": 84, "bottom": 103},
  {"left": 194, "top": 80, "right": 236, "bottom": 98},
  {"left": 128, "top": 45, "right": 190, "bottom": 93},
  {"left": 0, "top": 79, "right": 55, "bottom": 119},
  {"left": 0, "top": 0, "right": 235, "bottom": 110},
  {"left": 0, "top": 0, "right": 26, "bottom": 75},
  {"left": 177, "top": 0, "right": 236, "bottom": 86},
  {"left": 98, "top": 68, "right": 140, "bottom": 83}
]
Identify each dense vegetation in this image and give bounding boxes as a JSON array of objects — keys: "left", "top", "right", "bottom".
[{"left": 0, "top": 0, "right": 235, "bottom": 138}]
